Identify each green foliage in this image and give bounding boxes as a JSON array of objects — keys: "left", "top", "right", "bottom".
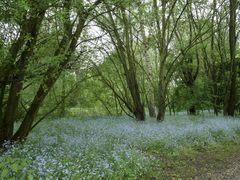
[
  {"left": 0, "top": 0, "right": 28, "bottom": 23},
  {"left": 170, "top": 76, "right": 212, "bottom": 112}
]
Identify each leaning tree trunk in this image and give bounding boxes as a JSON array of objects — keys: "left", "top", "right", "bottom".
[
  {"left": 12, "top": 75, "right": 56, "bottom": 141},
  {"left": 60, "top": 73, "right": 66, "bottom": 117},
  {"left": 12, "top": 0, "right": 94, "bottom": 141},
  {"left": 125, "top": 68, "right": 145, "bottom": 121},
  {"left": 106, "top": 6, "right": 145, "bottom": 121},
  {"left": 123, "top": 8, "right": 145, "bottom": 121},
  {"left": 0, "top": 7, "right": 46, "bottom": 145}
]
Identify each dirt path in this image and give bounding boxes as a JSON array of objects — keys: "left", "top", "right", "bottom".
[
  {"left": 143, "top": 144, "right": 240, "bottom": 179},
  {"left": 195, "top": 156, "right": 240, "bottom": 180}
]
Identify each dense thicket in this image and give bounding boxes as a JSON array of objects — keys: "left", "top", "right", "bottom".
[{"left": 0, "top": 0, "right": 239, "bottom": 145}]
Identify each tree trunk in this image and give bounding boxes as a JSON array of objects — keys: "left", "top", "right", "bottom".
[
  {"left": 12, "top": 1, "right": 93, "bottom": 141},
  {"left": 12, "top": 83, "right": 51, "bottom": 141},
  {"left": 133, "top": 103, "right": 145, "bottom": 121},
  {"left": 224, "top": 0, "right": 237, "bottom": 116},
  {"left": 0, "top": 7, "right": 46, "bottom": 144},
  {"left": 188, "top": 87, "right": 196, "bottom": 115},
  {"left": 0, "top": 83, "right": 6, "bottom": 122},
  {"left": 138, "top": 2, "right": 156, "bottom": 118},
  {"left": 157, "top": 80, "right": 166, "bottom": 121},
  {"left": 224, "top": 69, "right": 237, "bottom": 116},
  {"left": 125, "top": 70, "right": 145, "bottom": 121},
  {"left": 0, "top": 79, "right": 23, "bottom": 143},
  {"left": 189, "top": 105, "right": 196, "bottom": 115},
  {"left": 172, "top": 103, "right": 176, "bottom": 115},
  {"left": 60, "top": 73, "right": 66, "bottom": 117},
  {"left": 154, "top": 0, "right": 168, "bottom": 122},
  {"left": 147, "top": 97, "right": 156, "bottom": 117},
  {"left": 157, "top": 96, "right": 166, "bottom": 121},
  {"left": 213, "top": 82, "right": 220, "bottom": 115},
  {"left": 1, "top": 38, "right": 39, "bottom": 143},
  {"left": 106, "top": 7, "right": 145, "bottom": 121}
]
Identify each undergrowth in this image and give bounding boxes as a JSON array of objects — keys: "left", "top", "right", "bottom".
[{"left": 1, "top": 115, "right": 240, "bottom": 179}]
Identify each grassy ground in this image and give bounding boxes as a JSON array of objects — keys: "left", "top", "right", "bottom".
[
  {"left": 143, "top": 142, "right": 240, "bottom": 179},
  {"left": 1, "top": 115, "right": 240, "bottom": 179}
]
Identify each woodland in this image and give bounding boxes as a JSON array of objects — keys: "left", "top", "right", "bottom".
[{"left": 0, "top": 0, "right": 240, "bottom": 179}]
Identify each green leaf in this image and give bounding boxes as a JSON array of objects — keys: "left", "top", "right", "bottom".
[
  {"left": 27, "top": 174, "right": 34, "bottom": 180},
  {"left": 12, "top": 163, "right": 19, "bottom": 172},
  {"left": 1, "top": 169, "right": 9, "bottom": 177}
]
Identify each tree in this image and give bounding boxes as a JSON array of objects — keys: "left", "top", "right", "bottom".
[
  {"left": 96, "top": 1, "right": 145, "bottom": 120},
  {"left": 152, "top": 0, "right": 190, "bottom": 121},
  {"left": 195, "top": 0, "right": 228, "bottom": 115},
  {"left": 0, "top": 0, "right": 48, "bottom": 144},
  {"left": 0, "top": 0, "right": 104, "bottom": 145},
  {"left": 137, "top": 0, "right": 156, "bottom": 117},
  {"left": 13, "top": 0, "right": 103, "bottom": 142},
  {"left": 224, "top": 0, "right": 238, "bottom": 116}
]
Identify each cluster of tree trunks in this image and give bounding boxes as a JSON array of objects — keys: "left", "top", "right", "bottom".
[
  {"left": 0, "top": 0, "right": 103, "bottom": 146},
  {"left": 96, "top": 0, "right": 239, "bottom": 121},
  {"left": 0, "top": 1, "right": 47, "bottom": 145}
]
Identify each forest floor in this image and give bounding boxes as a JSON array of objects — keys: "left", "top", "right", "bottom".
[
  {"left": 197, "top": 155, "right": 240, "bottom": 180},
  {"left": 145, "top": 142, "right": 240, "bottom": 179},
  {"left": 1, "top": 115, "right": 240, "bottom": 179}
]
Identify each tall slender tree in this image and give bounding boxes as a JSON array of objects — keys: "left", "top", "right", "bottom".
[{"left": 224, "top": 0, "right": 238, "bottom": 116}]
